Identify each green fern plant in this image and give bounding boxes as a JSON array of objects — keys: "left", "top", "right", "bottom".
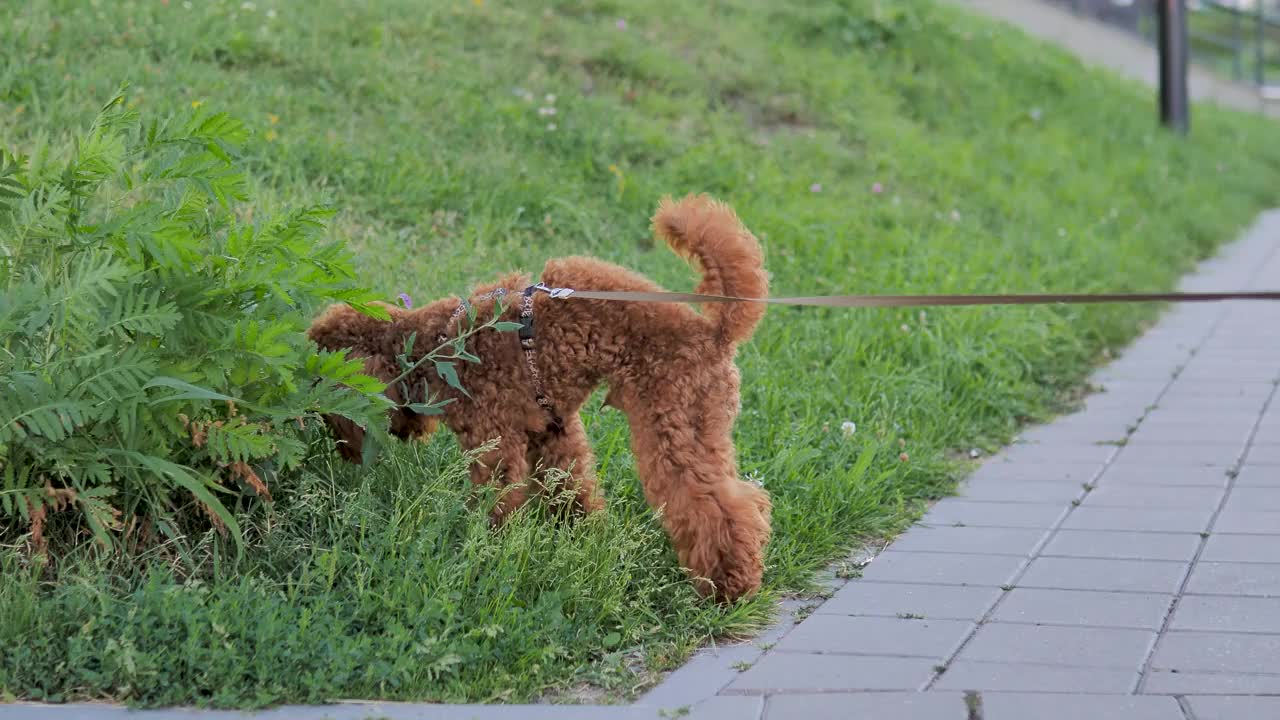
[{"left": 0, "top": 88, "right": 393, "bottom": 553}]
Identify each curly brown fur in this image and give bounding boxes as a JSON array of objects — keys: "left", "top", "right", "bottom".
[{"left": 307, "top": 194, "right": 771, "bottom": 601}]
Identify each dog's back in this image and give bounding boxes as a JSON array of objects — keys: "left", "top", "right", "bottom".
[{"left": 539, "top": 194, "right": 768, "bottom": 353}]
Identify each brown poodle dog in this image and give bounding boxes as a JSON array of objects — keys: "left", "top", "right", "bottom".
[{"left": 307, "top": 194, "right": 771, "bottom": 601}]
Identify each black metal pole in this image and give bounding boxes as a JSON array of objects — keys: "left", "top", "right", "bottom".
[
  {"left": 1256, "top": 0, "right": 1265, "bottom": 88},
  {"left": 1157, "top": 0, "right": 1190, "bottom": 134},
  {"left": 1233, "top": 4, "right": 1243, "bottom": 81}
]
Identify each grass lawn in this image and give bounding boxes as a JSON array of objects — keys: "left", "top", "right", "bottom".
[{"left": 4, "top": 0, "right": 1280, "bottom": 709}]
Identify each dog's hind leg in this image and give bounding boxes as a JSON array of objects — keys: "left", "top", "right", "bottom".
[
  {"left": 618, "top": 375, "right": 771, "bottom": 601},
  {"left": 528, "top": 413, "right": 605, "bottom": 517}
]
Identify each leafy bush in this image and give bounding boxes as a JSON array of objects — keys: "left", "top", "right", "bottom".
[{"left": 0, "top": 89, "right": 392, "bottom": 552}]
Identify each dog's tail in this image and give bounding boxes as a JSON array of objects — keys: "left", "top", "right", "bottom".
[{"left": 652, "top": 194, "right": 768, "bottom": 345}]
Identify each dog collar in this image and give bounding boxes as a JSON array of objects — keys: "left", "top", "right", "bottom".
[
  {"left": 519, "top": 284, "right": 562, "bottom": 430},
  {"left": 441, "top": 283, "right": 563, "bottom": 431}
]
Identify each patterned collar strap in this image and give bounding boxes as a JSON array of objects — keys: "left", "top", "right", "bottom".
[
  {"left": 444, "top": 283, "right": 562, "bottom": 431},
  {"left": 519, "top": 285, "right": 559, "bottom": 428}
]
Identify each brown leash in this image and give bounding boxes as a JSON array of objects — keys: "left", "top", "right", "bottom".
[
  {"left": 552, "top": 288, "right": 1280, "bottom": 307},
  {"left": 511, "top": 284, "right": 1280, "bottom": 429}
]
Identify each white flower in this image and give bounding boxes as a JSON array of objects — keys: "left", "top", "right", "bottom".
[
  {"left": 241, "top": 1, "right": 256, "bottom": 10},
  {"left": 545, "top": 93, "right": 557, "bottom": 103},
  {"left": 840, "top": 421, "right": 856, "bottom": 437},
  {"left": 266, "top": 8, "right": 276, "bottom": 18},
  {"left": 538, "top": 106, "right": 557, "bottom": 116}
]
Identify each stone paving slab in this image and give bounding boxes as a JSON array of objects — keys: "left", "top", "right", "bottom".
[
  {"left": 1082, "top": 484, "right": 1224, "bottom": 510},
  {"left": 765, "top": 692, "right": 1189, "bottom": 720},
  {"left": 1017, "top": 556, "right": 1189, "bottom": 594},
  {"left": 815, "top": 581, "right": 1001, "bottom": 620},
  {"left": 1144, "top": 670, "right": 1280, "bottom": 695},
  {"left": 1040, "top": 529, "right": 1201, "bottom": 562},
  {"left": 917, "top": 499, "right": 1068, "bottom": 529},
  {"left": 857, "top": 551, "right": 1025, "bottom": 587},
  {"left": 1188, "top": 696, "right": 1280, "bottom": 720},
  {"left": 762, "top": 692, "right": 965, "bottom": 720},
  {"left": 1200, "top": 533, "right": 1280, "bottom": 562},
  {"left": 1058, "top": 506, "right": 1214, "bottom": 533},
  {"left": 1015, "top": 421, "right": 1129, "bottom": 445},
  {"left": 1211, "top": 509, "right": 1280, "bottom": 534},
  {"left": 1234, "top": 466, "right": 1280, "bottom": 486},
  {"left": 964, "top": 460, "right": 1104, "bottom": 484},
  {"left": 1170, "top": 595, "right": 1280, "bottom": 633},
  {"left": 979, "top": 694, "right": 1185, "bottom": 720},
  {"left": 684, "top": 696, "right": 762, "bottom": 720},
  {"left": 881, "top": 525, "right": 1047, "bottom": 556},
  {"left": 990, "top": 587, "right": 1173, "bottom": 629},
  {"left": 1127, "top": 423, "right": 1254, "bottom": 447},
  {"left": 1247, "top": 444, "right": 1280, "bottom": 464},
  {"left": 956, "top": 479, "right": 1086, "bottom": 503},
  {"left": 1151, "top": 631, "right": 1280, "bottom": 675},
  {"left": 931, "top": 661, "right": 1140, "bottom": 693},
  {"left": 994, "top": 442, "right": 1118, "bottom": 465},
  {"left": 956, "top": 623, "right": 1154, "bottom": 668},
  {"left": 1095, "top": 463, "right": 1231, "bottom": 487},
  {"left": 1220, "top": 486, "right": 1280, "bottom": 510},
  {"left": 771, "top": 615, "right": 973, "bottom": 658},
  {"left": 1117, "top": 443, "right": 1246, "bottom": 466},
  {"left": 1184, "top": 562, "right": 1280, "bottom": 597},
  {"left": 725, "top": 653, "right": 935, "bottom": 693}
]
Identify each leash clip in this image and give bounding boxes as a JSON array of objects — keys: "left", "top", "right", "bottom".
[{"left": 531, "top": 283, "right": 575, "bottom": 299}]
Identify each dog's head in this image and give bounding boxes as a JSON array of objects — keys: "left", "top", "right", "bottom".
[{"left": 307, "top": 301, "right": 450, "bottom": 462}]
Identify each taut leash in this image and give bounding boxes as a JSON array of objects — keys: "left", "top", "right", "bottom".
[{"left": 546, "top": 288, "right": 1280, "bottom": 307}]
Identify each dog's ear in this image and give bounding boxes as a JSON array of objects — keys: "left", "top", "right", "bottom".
[
  {"left": 308, "top": 302, "right": 439, "bottom": 459},
  {"left": 323, "top": 353, "right": 438, "bottom": 461},
  {"left": 307, "top": 302, "right": 397, "bottom": 356},
  {"left": 339, "top": 353, "right": 405, "bottom": 463},
  {"left": 308, "top": 304, "right": 392, "bottom": 463},
  {"left": 370, "top": 355, "right": 442, "bottom": 443}
]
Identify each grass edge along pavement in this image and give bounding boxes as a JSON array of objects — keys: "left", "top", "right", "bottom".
[{"left": 4, "top": 0, "right": 1280, "bottom": 710}]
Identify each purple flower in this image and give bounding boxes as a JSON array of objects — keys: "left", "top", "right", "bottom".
[
  {"left": 397, "top": 292, "right": 413, "bottom": 309},
  {"left": 871, "top": 182, "right": 884, "bottom": 194},
  {"left": 616, "top": 18, "right": 627, "bottom": 30},
  {"left": 809, "top": 183, "right": 822, "bottom": 193}
]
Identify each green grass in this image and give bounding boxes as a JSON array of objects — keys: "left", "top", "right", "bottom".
[{"left": 4, "top": 0, "right": 1280, "bottom": 709}]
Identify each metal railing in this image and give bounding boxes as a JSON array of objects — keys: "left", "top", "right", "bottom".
[{"left": 1047, "top": 0, "right": 1280, "bottom": 92}]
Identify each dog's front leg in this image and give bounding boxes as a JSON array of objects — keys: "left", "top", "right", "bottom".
[
  {"left": 462, "top": 430, "right": 532, "bottom": 525},
  {"left": 528, "top": 414, "right": 605, "bottom": 517}
]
